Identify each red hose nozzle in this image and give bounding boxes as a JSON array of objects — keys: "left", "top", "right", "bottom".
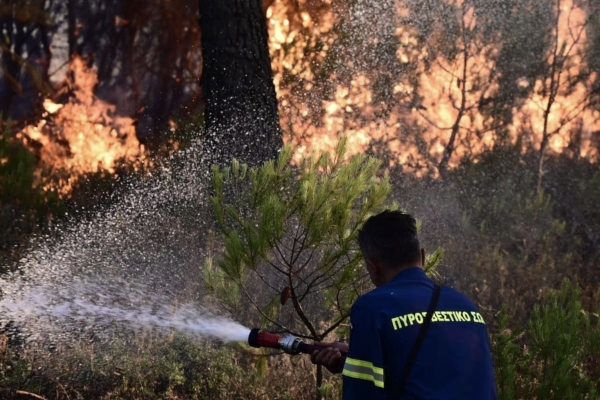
[
  {"left": 247, "top": 328, "right": 348, "bottom": 357},
  {"left": 248, "top": 328, "right": 282, "bottom": 350}
]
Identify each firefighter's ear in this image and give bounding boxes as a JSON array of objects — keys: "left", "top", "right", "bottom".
[
  {"left": 420, "top": 248, "right": 426, "bottom": 267},
  {"left": 365, "top": 258, "right": 375, "bottom": 272},
  {"left": 367, "top": 258, "right": 382, "bottom": 276}
]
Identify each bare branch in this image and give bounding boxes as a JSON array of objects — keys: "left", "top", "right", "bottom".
[
  {"left": 287, "top": 265, "right": 318, "bottom": 338},
  {"left": 239, "top": 282, "right": 301, "bottom": 336}
]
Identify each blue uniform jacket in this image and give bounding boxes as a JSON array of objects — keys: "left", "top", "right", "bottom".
[{"left": 342, "top": 267, "right": 497, "bottom": 400}]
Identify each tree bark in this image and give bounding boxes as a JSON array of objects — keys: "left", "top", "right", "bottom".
[{"left": 198, "top": 0, "right": 283, "bottom": 166}]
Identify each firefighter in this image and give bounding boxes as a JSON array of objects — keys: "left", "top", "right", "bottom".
[{"left": 311, "top": 210, "right": 497, "bottom": 399}]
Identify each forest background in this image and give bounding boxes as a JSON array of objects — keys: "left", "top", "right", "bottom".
[{"left": 1, "top": 0, "right": 600, "bottom": 399}]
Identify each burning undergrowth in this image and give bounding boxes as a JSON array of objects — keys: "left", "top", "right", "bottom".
[
  {"left": 18, "top": 56, "right": 145, "bottom": 196},
  {"left": 8, "top": 0, "right": 600, "bottom": 198}
]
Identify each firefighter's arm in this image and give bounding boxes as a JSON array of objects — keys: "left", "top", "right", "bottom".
[{"left": 342, "top": 299, "right": 387, "bottom": 399}]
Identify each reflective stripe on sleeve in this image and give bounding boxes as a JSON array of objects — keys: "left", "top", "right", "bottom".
[{"left": 342, "top": 357, "right": 385, "bottom": 388}]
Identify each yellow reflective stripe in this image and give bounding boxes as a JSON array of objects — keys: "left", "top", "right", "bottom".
[
  {"left": 343, "top": 369, "right": 385, "bottom": 388},
  {"left": 345, "top": 357, "right": 384, "bottom": 375},
  {"left": 343, "top": 357, "right": 385, "bottom": 388}
]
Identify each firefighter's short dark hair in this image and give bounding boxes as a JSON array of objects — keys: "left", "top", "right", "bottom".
[{"left": 357, "top": 210, "right": 421, "bottom": 269}]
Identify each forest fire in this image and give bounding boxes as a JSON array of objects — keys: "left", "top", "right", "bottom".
[
  {"left": 18, "top": 56, "right": 144, "bottom": 195},
  {"left": 267, "top": 0, "right": 600, "bottom": 172},
  {"left": 509, "top": 1, "right": 600, "bottom": 160},
  {"left": 10, "top": 0, "right": 599, "bottom": 195},
  {"left": 1, "top": 2, "right": 600, "bottom": 399}
]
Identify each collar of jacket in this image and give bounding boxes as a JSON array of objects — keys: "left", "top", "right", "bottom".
[{"left": 389, "top": 266, "right": 428, "bottom": 284}]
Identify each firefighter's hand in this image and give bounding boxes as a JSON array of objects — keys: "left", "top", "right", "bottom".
[{"left": 310, "top": 342, "right": 348, "bottom": 374}]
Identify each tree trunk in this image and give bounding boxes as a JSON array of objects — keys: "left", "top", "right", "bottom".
[
  {"left": 0, "top": 6, "right": 24, "bottom": 116},
  {"left": 198, "top": 0, "right": 283, "bottom": 166},
  {"left": 67, "top": 0, "right": 78, "bottom": 57},
  {"left": 438, "top": 4, "right": 469, "bottom": 176}
]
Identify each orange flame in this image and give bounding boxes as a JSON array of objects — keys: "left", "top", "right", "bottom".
[
  {"left": 268, "top": 0, "right": 599, "bottom": 172},
  {"left": 510, "top": 1, "right": 600, "bottom": 160},
  {"left": 19, "top": 56, "right": 144, "bottom": 195},
  {"left": 16, "top": 0, "right": 599, "bottom": 194}
]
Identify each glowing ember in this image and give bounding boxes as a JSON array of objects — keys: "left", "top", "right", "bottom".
[
  {"left": 19, "top": 56, "right": 144, "bottom": 195},
  {"left": 43, "top": 99, "right": 64, "bottom": 114}
]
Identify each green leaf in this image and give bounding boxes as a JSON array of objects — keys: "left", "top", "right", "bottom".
[
  {"left": 424, "top": 248, "right": 443, "bottom": 279},
  {"left": 206, "top": 138, "right": 402, "bottom": 359}
]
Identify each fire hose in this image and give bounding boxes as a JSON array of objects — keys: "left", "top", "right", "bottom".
[{"left": 247, "top": 328, "right": 348, "bottom": 356}]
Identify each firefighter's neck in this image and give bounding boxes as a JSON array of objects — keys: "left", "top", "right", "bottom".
[{"left": 367, "top": 249, "right": 426, "bottom": 287}]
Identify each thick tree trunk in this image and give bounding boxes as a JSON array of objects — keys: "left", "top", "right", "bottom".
[{"left": 198, "top": 0, "right": 283, "bottom": 166}]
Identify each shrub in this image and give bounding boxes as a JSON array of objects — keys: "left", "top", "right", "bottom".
[
  {"left": 205, "top": 138, "right": 442, "bottom": 395},
  {"left": 0, "top": 121, "right": 64, "bottom": 269},
  {"left": 494, "top": 280, "right": 600, "bottom": 399}
]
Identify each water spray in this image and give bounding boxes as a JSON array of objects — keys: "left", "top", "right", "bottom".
[{"left": 247, "top": 328, "right": 348, "bottom": 356}]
